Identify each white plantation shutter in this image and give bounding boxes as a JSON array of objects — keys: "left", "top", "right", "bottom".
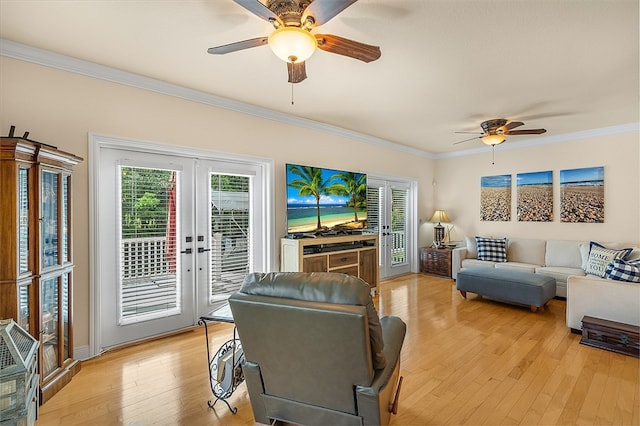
[
  {"left": 209, "top": 173, "right": 252, "bottom": 302},
  {"left": 366, "top": 185, "right": 382, "bottom": 234},
  {"left": 391, "top": 187, "right": 408, "bottom": 265},
  {"left": 118, "top": 166, "right": 180, "bottom": 324}
]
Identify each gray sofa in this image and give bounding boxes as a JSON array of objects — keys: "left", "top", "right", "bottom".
[{"left": 229, "top": 272, "right": 406, "bottom": 426}]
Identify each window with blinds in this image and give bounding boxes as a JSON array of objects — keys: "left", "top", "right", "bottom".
[
  {"left": 209, "top": 173, "right": 252, "bottom": 303},
  {"left": 118, "top": 166, "right": 179, "bottom": 324},
  {"left": 391, "top": 188, "right": 408, "bottom": 265}
]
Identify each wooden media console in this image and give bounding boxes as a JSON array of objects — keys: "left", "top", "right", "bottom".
[{"left": 280, "top": 234, "right": 379, "bottom": 292}]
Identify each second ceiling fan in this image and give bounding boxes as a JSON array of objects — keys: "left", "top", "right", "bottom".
[
  {"left": 207, "top": 0, "right": 381, "bottom": 83},
  {"left": 454, "top": 119, "right": 547, "bottom": 146}
]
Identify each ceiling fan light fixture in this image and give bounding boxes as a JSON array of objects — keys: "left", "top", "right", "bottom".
[
  {"left": 481, "top": 134, "right": 506, "bottom": 146},
  {"left": 268, "top": 27, "right": 317, "bottom": 63}
]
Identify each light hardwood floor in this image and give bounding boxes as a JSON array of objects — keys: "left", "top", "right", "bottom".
[{"left": 38, "top": 274, "right": 639, "bottom": 425}]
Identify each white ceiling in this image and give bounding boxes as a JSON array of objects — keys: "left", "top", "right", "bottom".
[{"left": 1, "top": 0, "right": 638, "bottom": 155}]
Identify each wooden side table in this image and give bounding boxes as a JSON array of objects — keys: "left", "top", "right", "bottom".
[{"left": 420, "top": 247, "right": 452, "bottom": 278}]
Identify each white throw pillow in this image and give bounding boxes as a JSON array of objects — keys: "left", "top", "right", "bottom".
[
  {"left": 584, "top": 242, "right": 633, "bottom": 277},
  {"left": 465, "top": 235, "right": 477, "bottom": 259}
]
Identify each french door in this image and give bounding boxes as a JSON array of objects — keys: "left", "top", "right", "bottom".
[
  {"left": 367, "top": 178, "right": 415, "bottom": 279},
  {"left": 92, "top": 137, "right": 271, "bottom": 352}
]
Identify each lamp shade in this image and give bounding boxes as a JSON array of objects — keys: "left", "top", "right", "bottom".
[
  {"left": 268, "top": 27, "right": 317, "bottom": 63},
  {"left": 429, "top": 210, "right": 450, "bottom": 224},
  {"left": 481, "top": 134, "right": 506, "bottom": 146}
]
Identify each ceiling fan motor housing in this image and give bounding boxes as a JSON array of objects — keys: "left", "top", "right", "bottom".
[
  {"left": 267, "top": 0, "right": 312, "bottom": 26},
  {"left": 481, "top": 118, "right": 508, "bottom": 135}
]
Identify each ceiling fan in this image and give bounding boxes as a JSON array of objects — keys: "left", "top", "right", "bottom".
[
  {"left": 207, "top": 0, "right": 381, "bottom": 83},
  {"left": 454, "top": 119, "right": 547, "bottom": 146}
]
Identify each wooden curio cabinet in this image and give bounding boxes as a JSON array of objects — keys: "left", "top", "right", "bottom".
[{"left": 0, "top": 136, "right": 83, "bottom": 404}]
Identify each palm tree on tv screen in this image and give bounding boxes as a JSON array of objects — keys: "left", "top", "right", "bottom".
[
  {"left": 287, "top": 165, "right": 334, "bottom": 230},
  {"left": 328, "top": 172, "right": 366, "bottom": 223}
]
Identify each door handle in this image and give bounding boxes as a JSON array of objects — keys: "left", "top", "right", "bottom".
[
  {"left": 198, "top": 247, "right": 211, "bottom": 253},
  {"left": 181, "top": 248, "right": 192, "bottom": 254}
]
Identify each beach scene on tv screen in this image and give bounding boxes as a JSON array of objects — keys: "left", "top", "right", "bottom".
[{"left": 286, "top": 164, "right": 367, "bottom": 233}]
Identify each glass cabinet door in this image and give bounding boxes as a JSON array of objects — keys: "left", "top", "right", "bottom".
[
  {"left": 18, "top": 281, "right": 32, "bottom": 332},
  {"left": 18, "top": 167, "right": 30, "bottom": 274},
  {"left": 41, "top": 276, "right": 59, "bottom": 377},
  {"left": 62, "top": 175, "right": 71, "bottom": 264},
  {"left": 62, "top": 272, "right": 70, "bottom": 361},
  {"left": 41, "top": 170, "right": 59, "bottom": 268}
]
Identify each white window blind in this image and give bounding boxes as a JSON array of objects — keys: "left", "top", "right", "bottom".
[
  {"left": 118, "top": 166, "right": 180, "bottom": 324},
  {"left": 209, "top": 173, "right": 252, "bottom": 303}
]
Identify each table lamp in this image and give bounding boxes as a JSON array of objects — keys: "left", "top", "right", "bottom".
[{"left": 429, "top": 210, "right": 450, "bottom": 247}]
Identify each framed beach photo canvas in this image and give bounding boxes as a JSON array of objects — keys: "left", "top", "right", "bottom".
[
  {"left": 560, "top": 166, "right": 604, "bottom": 223},
  {"left": 480, "top": 174, "right": 511, "bottom": 221},
  {"left": 517, "top": 171, "right": 553, "bottom": 222}
]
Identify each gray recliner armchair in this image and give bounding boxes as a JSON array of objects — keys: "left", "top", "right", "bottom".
[{"left": 229, "top": 272, "right": 406, "bottom": 426}]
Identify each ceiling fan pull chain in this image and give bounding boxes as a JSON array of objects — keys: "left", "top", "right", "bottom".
[
  {"left": 492, "top": 146, "right": 495, "bottom": 165},
  {"left": 291, "top": 83, "right": 294, "bottom": 105}
]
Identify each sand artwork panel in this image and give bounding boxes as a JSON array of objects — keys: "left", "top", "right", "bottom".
[
  {"left": 480, "top": 174, "right": 511, "bottom": 221},
  {"left": 517, "top": 170, "right": 553, "bottom": 222},
  {"left": 560, "top": 166, "right": 604, "bottom": 223}
]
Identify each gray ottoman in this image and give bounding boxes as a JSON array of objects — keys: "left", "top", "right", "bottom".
[{"left": 456, "top": 267, "right": 556, "bottom": 312}]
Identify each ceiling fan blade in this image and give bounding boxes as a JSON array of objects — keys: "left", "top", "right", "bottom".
[
  {"left": 207, "top": 37, "right": 268, "bottom": 55},
  {"left": 287, "top": 61, "right": 307, "bottom": 84},
  {"left": 506, "top": 129, "right": 547, "bottom": 135},
  {"left": 302, "top": 0, "right": 357, "bottom": 26},
  {"left": 504, "top": 121, "right": 525, "bottom": 131},
  {"left": 315, "top": 34, "right": 381, "bottom": 63},
  {"left": 453, "top": 136, "right": 481, "bottom": 145},
  {"left": 232, "top": 0, "right": 282, "bottom": 25},
  {"left": 454, "top": 131, "right": 483, "bottom": 134}
]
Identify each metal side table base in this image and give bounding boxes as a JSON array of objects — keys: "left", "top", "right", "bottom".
[{"left": 199, "top": 304, "right": 245, "bottom": 414}]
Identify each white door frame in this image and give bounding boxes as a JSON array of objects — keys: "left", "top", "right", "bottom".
[{"left": 88, "top": 133, "right": 275, "bottom": 357}]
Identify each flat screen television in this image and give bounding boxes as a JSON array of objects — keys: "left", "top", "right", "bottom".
[{"left": 286, "top": 163, "right": 367, "bottom": 236}]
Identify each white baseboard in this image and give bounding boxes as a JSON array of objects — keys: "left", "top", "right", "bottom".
[{"left": 74, "top": 345, "right": 91, "bottom": 361}]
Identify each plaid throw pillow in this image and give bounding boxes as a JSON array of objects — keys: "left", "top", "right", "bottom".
[
  {"left": 604, "top": 259, "right": 640, "bottom": 283},
  {"left": 475, "top": 236, "right": 507, "bottom": 262}
]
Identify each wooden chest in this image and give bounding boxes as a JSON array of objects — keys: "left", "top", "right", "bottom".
[
  {"left": 420, "top": 247, "right": 452, "bottom": 278},
  {"left": 580, "top": 316, "right": 639, "bottom": 358}
]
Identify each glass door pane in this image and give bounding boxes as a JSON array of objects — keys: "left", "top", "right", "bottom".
[
  {"left": 391, "top": 188, "right": 409, "bottom": 265},
  {"left": 41, "top": 171, "right": 59, "bottom": 268},
  {"left": 41, "top": 276, "right": 59, "bottom": 377},
  {"left": 119, "top": 167, "right": 181, "bottom": 325},
  {"left": 208, "top": 173, "right": 252, "bottom": 303}
]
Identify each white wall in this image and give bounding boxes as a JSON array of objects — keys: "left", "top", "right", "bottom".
[
  {"left": 2, "top": 56, "right": 638, "bottom": 352},
  {"left": 434, "top": 133, "right": 640, "bottom": 245},
  {"left": 0, "top": 57, "right": 436, "bottom": 349}
]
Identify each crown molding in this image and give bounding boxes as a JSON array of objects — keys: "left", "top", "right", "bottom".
[
  {"left": 0, "top": 38, "right": 434, "bottom": 159},
  {"left": 2, "top": 39, "right": 637, "bottom": 162}
]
